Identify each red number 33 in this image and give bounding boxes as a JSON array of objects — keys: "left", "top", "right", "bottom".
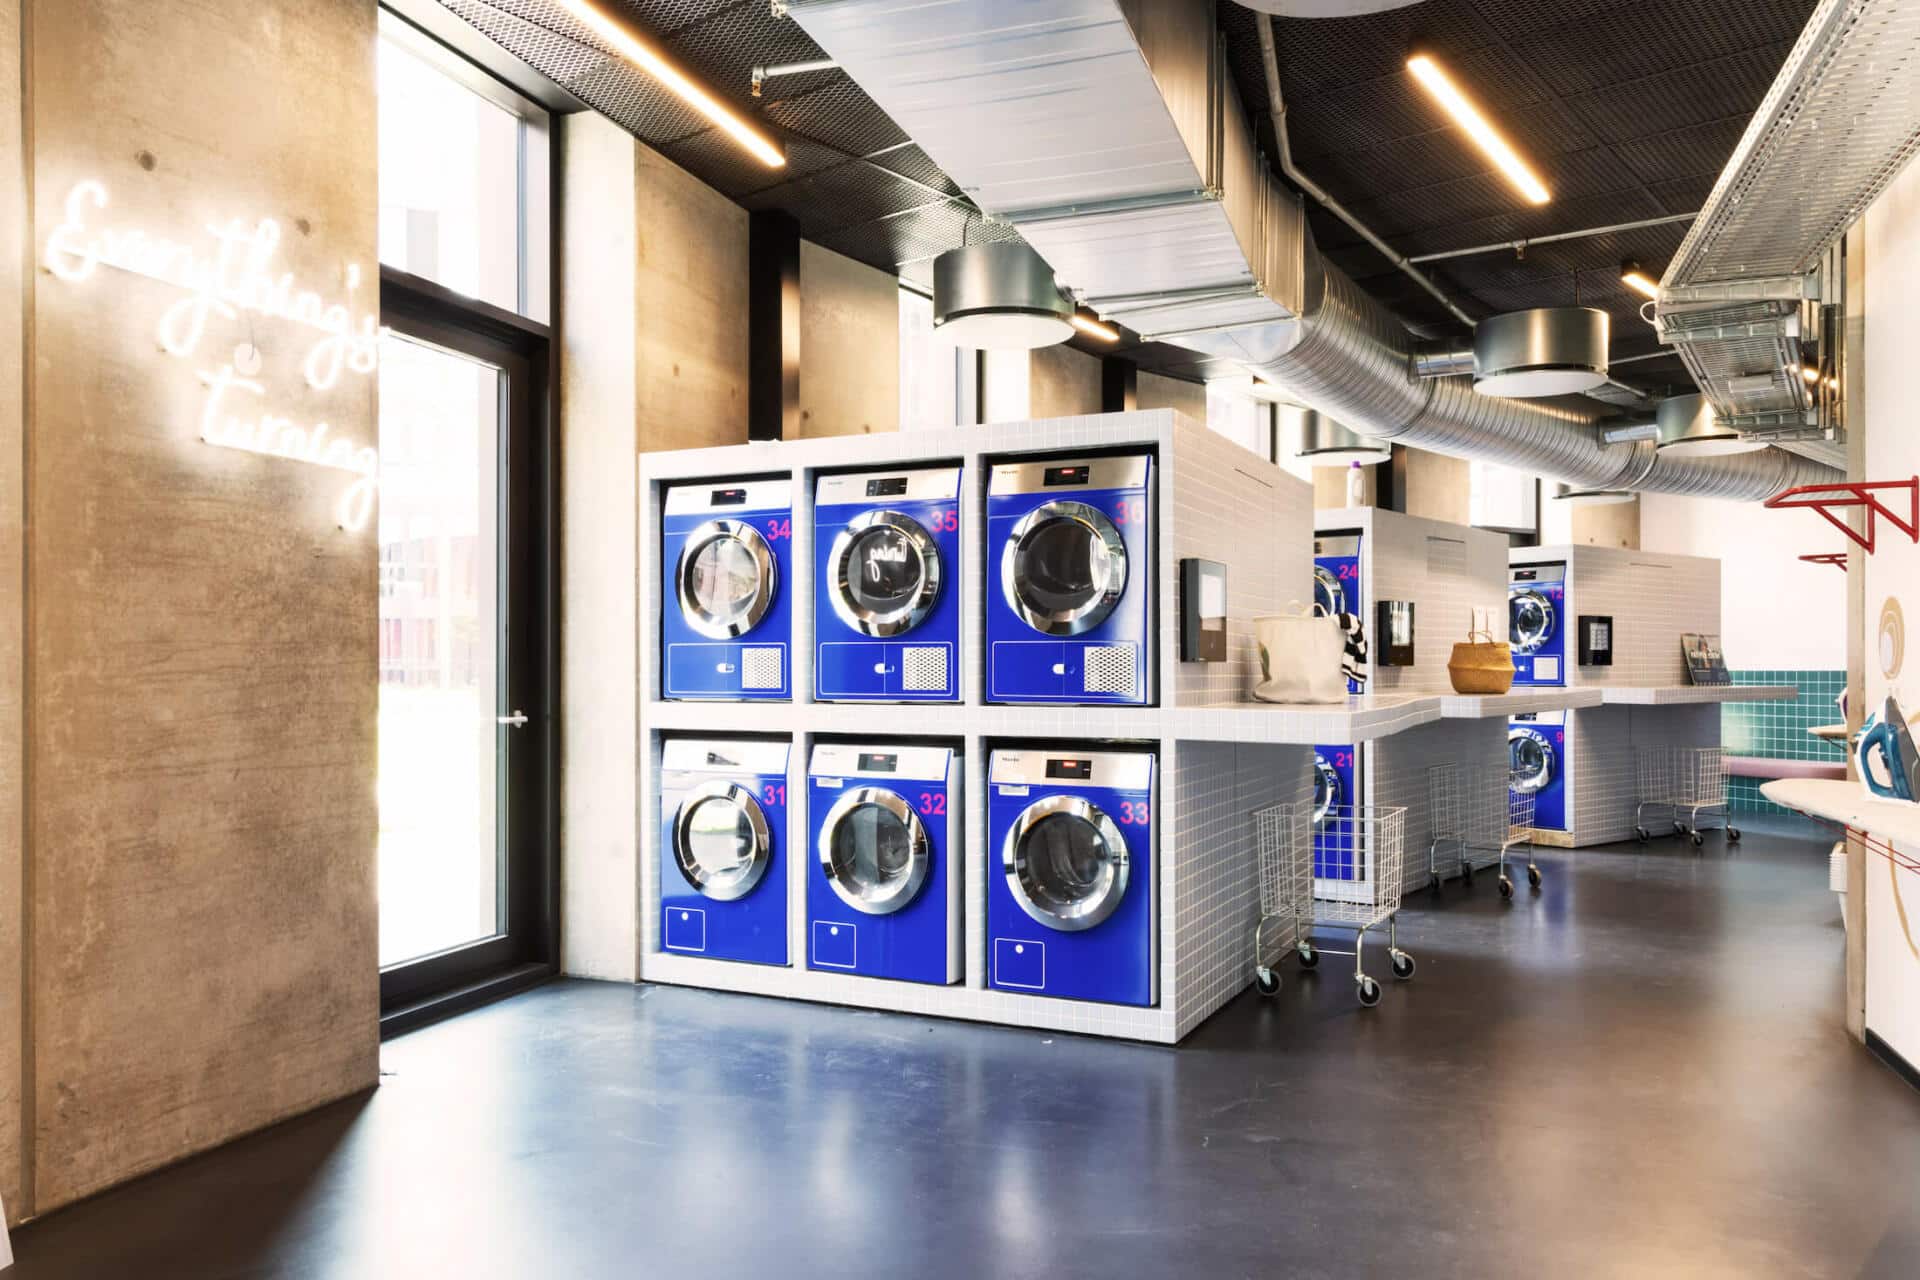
[{"left": 1119, "top": 801, "right": 1149, "bottom": 825}]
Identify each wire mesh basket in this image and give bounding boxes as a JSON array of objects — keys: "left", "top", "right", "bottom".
[
  {"left": 1252, "top": 801, "right": 1412, "bottom": 1006},
  {"left": 1634, "top": 746, "right": 1739, "bottom": 847}
]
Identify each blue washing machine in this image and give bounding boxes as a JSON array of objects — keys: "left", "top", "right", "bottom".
[
  {"left": 1313, "top": 743, "right": 1361, "bottom": 882},
  {"left": 813, "top": 467, "right": 962, "bottom": 702},
  {"left": 658, "top": 737, "right": 791, "bottom": 965},
  {"left": 1510, "top": 712, "right": 1568, "bottom": 833},
  {"left": 987, "top": 747, "right": 1156, "bottom": 1006},
  {"left": 805, "top": 743, "right": 962, "bottom": 984},
  {"left": 661, "top": 479, "right": 794, "bottom": 700},
  {"left": 1314, "top": 531, "right": 1364, "bottom": 693},
  {"left": 986, "top": 455, "right": 1154, "bottom": 705},
  {"left": 1509, "top": 561, "right": 1568, "bottom": 688}
]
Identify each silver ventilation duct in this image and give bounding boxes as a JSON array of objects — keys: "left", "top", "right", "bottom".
[{"left": 787, "top": 0, "right": 1841, "bottom": 500}]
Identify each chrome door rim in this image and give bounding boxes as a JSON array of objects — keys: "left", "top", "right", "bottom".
[
  {"left": 818, "top": 786, "right": 931, "bottom": 915},
  {"left": 1313, "top": 564, "right": 1345, "bottom": 618},
  {"left": 673, "top": 780, "right": 772, "bottom": 901},
  {"left": 828, "top": 510, "right": 942, "bottom": 638},
  {"left": 999, "top": 500, "right": 1129, "bottom": 636},
  {"left": 677, "top": 519, "right": 777, "bottom": 639},
  {"left": 1508, "top": 731, "right": 1553, "bottom": 793},
  {"left": 1312, "top": 754, "right": 1342, "bottom": 827},
  {"left": 1509, "top": 589, "right": 1555, "bottom": 655},
  {"left": 1002, "top": 794, "right": 1130, "bottom": 932}
]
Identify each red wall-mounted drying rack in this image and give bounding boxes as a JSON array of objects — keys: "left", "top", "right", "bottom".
[
  {"left": 1798, "top": 552, "right": 1849, "bottom": 571},
  {"left": 1764, "top": 477, "right": 1919, "bottom": 555}
]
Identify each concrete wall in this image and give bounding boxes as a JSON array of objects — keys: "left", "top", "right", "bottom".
[
  {"left": 1030, "top": 343, "right": 1102, "bottom": 419},
  {"left": 1402, "top": 448, "right": 1471, "bottom": 525},
  {"left": 1, "top": 0, "right": 23, "bottom": 1227},
  {"left": 798, "top": 239, "right": 897, "bottom": 437},
  {"left": 15, "top": 0, "right": 380, "bottom": 1215},
  {"left": 1543, "top": 491, "right": 1641, "bottom": 549},
  {"left": 1138, "top": 370, "right": 1205, "bottom": 422}
]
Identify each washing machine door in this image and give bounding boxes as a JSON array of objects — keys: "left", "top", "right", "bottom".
[
  {"left": 1003, "top": 795, "right": 1131, "bottom": 932},
  {"left": 1312, "top": 753, "right": 1343, "bottom": 827},
  {"left": 817, "top": 786, "right": 931, "bottom": 915},
  {"left": 677, "top": 519, "right": 778, "bottom": 639},
  {"left": 1509, "top": 589, "right": 1555, "bottom": 655},
  {"left": 1000, "top": 501, "right": 1128, "bottom": 636},
  {"left": 1509, "top": 729, "right": 1555, "bottom": 794},
  {"left": 672, "top": 781, "right": 773, "bottom": 901},
  {"left": 1312, "top": 565, "right": 1345, "bottom": 618},
  {"left": 828, "top": 511, "right": 942, "bottom": 638}
]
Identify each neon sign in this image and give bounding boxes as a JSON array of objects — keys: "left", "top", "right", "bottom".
[{"left": 42, "top": 180, "right": 385, "bottom": 530}]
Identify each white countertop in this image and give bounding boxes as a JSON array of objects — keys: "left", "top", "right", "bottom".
[
  {"left": 1597, "top": 684, "right": 1797, "bottom": 706},
  {"left": 1761, "top": 778, "right": 1920, "bottom": 846},
  {"left": 1437, "top": 687, "right": 1605, "bottom": 718}
]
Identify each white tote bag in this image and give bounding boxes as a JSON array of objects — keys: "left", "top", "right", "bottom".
[{"left": 1252, "top": 603, "right": 1349, "bottom": 704}]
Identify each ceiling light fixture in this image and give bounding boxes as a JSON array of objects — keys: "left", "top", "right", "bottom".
[
  {"left": 1620, "top": 261, "right": 1660, "bottom": 299},
  {"left": 1070, "top": 312, "right": 1120, "bottom": 343},
  {"left": 932, "top": 244, "right": 1073, "bottom": 349},
  {"left": 555, "top": 0, "right": 785, "bottom": 167},
  {"left": 1473, "top": 306, "right": 1610, "bottom": 397},
  {"left": 1283, "top": 406, "right": 1392, "bottom": 467},
  {"left": 1407, "top": 53, "right": 1550, "bottom": 205},
  {"left": 1653, "top": 392, "right": 1758, "bottom": 455}
]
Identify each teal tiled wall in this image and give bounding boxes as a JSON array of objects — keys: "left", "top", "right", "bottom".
[{"left": 1721, "top": 669, "right": 1846, "bottom": 814}]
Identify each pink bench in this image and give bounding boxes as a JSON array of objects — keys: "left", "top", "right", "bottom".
[{"left": 1726, "top": 756, "right": 1847, "bottom": 781}]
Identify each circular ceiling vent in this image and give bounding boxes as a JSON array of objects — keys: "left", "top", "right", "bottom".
[
  {"left": 932, "top": 244, "right": 1073, "bottom": 350},
  {"left": 1234, "top": 1, "right": 1428, "bottom": 15},
  {"left": 1472, "top": 306, "right": 1610, "bottom": 398}
]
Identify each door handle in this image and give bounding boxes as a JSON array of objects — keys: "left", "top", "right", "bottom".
[{"left": 497, "top": 711, "right": 529, "bottom": 728}]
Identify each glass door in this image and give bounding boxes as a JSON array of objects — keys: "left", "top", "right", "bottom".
[{"left": 376, "top": 275, "right": 554, "bottom": 1026}]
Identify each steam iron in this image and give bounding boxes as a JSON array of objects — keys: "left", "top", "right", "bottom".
[{"left": 1857, "top": 696, "right": 1918, "bottom": 803}]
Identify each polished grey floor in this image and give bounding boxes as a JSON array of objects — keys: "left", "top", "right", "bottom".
[{"left": 9, "top": 816, "right": 1918, "bottom": 1279}]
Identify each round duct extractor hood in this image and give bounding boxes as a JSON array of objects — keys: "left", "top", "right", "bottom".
[
  {"left": 1551, "top": 483, "right": 1637, "bottom": 505},
  {"left": 1654, "top": 392, "right": 1757, "bottom": 456},
  {"left": 1285, "top": 406, "right": 1391, "bottom": 467},
  {"left": 932, "top": 243, "right": 1073, "bottom": 349},
  {"left": 1472, "top": 306, "right": 1610, "bottom": 398},
  {"left": 1233, "top": 1, "right": 1426, "bottom": 14}
]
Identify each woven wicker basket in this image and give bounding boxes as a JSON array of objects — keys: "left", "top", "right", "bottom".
[{"left": 1448, "top": 628, "right": 1515, "bottom": 695}]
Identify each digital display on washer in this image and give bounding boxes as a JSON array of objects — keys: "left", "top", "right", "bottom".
[
  {"left": 1043, "top": 465, "right": 1091, "bottom": 487},
  {"left": 709, "top": 487, "right": 747, "bottom": 506},
  {"left": 864, "top": 476, "right": 909, "bottom": 498},
  {"left": 1046, "top": 758, "right": 1093, "bottom": 780},
  {"left": 857, "top": 752, "right": 898, "bottom": 773},
  {"left": 1513, "top": 568, "right": 1538, "bottom": 581}
]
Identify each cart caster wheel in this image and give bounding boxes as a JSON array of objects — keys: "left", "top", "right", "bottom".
[
  {"left": 1727, "top": 828, "right": 1742, "bottom": 843},
  {"left": 1461, "top": 864, "right": 1475, "bottom": 885},
  {"left": 1255, "top": 967, "right": 1280, "bottom": 996},
  {"left": 1673, "top": 821, "right": 1687, "bottom": 834},
  {"left": 1356, "top": 976, "right": 1381, "bottom": 1007},
  {"left": 1527, "top": 865, "right": 1542, "bottom": 890},
  {"left": 1391, "top": 951, "right": 1416, "bottom": 980},
  {"left": 1297, "top": 944, "right": 1319, "bottom": 970},
  {"left": 1691, "top": 831, "right": 1705, "bottom": 848},
  {"left": 1635, "top": 827, "right": 1650, "bottom": 843},
  {"left": 1498, "top": 876, "right": 1515, "bottom": 900}
]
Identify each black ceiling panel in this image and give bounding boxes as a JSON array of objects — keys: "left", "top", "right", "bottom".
[
  {"left": 655, "top": 132, "right": 844, "bottom": 200},
  {"left": 761, "top": 78, "right": 910, "bottom": 158}
]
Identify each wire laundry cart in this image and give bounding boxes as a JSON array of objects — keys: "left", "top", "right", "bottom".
[
  {"left": 1252, "top": 801, "right": 1412, "bottom": 1007},
  {"left": 1426, "top": 763, "right": 1539, "bottom": 898},
  {"left": 1634, "top": 746, "right": 1740, "bottom": 847}
]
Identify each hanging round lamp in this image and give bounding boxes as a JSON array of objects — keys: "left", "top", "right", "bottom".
[
  {"left": 1550, "top": 482, "right": 1637, "bottom": 505},
  {"left": 1472, "top": 306, "right": 1610, "bottom": 397},
  {"left": 1653, "top": 392, "right": 1757, "bottom": 455},
  {"left": 932, "top": 243, "right": 1073, "bottom": 349},
  {"left": 1283, "top": 406, "right": 1391, "bottom": 467}
]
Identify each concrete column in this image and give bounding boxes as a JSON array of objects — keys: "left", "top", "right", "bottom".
[
  {"left": 797, "top": 239, "right": 898, "bottom": 437},
  {"left": 0, "top": 0, "right": 24, "bottom": 1227},
  {"left": 22, "top": 0, "right": 379, "bottom": 1212},
  {"left": 1029, "top": 343, "right": 1101, "bottom": 418},
  {"left": 1137, "top": 370, "right": 1205, "bottom": 422}
]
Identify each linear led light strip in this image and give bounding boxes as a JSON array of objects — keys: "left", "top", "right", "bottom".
[
  {"left": 556, "top": 0, "right": 786, "bottom": 168},
  {"left": 1407, "top": 53, "right": 1550, "bottom": 205}
]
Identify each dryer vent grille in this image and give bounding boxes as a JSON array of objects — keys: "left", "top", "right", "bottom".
[
  {"left": 1082, "top": 646, "right": 1137, "bottom": 696},
  {"left": 901, "top": 647, "right": 948, "bottom": 692},
  {"left": 741, "top": 648, "right": 784, "bottom": 690}
]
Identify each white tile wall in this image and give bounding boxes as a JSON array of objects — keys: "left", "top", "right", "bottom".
[
  {"left": 1330, "top": 508, "right": 1511, "bottom": 695},
  {"left": 1520, "top": 543, "right": 1723, "bottom": 689},
  {"left": 1367, "top": 720, "right": 1507, "bottom": 892}
]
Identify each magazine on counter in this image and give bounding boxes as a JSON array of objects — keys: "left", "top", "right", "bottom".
[{"left": 1681, "top": 633, "right": 1731, "bottom": 686}]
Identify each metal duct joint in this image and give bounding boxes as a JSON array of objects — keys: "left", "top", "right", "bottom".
[{"left": 788, "top": 0, "right": 1842, "bottom": 500}]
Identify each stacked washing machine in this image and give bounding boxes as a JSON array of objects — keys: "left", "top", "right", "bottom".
[
  {"left": 655, "top": 451, "right": 1162, "bottom": 1010},
  {"left": 1508, "top": 560, "right": 1573, "bottom": 837},
  {"left": 1313, "top": 530, "right": 1368, "bottom": 901}
]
